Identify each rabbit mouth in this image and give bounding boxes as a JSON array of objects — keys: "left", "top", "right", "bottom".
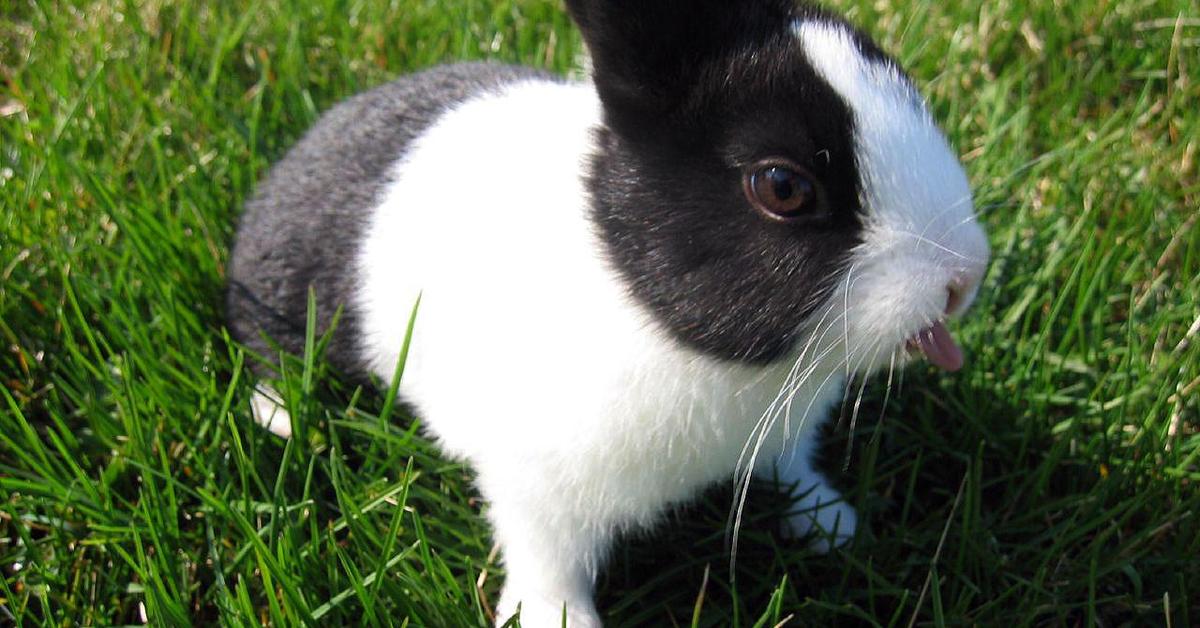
[{"left": 904, "top": 320, "right": 964, "bottom": 372}]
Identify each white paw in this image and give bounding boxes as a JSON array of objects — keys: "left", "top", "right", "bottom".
[
  {"left": 782, "top": 485, "right": 857, "bottom": 553},
  {"left": 496, "top": 594, "right": 601, "bottom": 628},
  {"left": 250, "top": 387, "right": 292, "bottom": 438}
]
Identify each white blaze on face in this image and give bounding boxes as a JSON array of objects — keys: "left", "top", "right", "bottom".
[{"left": 795, "top": 21, "right": 990, "bottom": 373}]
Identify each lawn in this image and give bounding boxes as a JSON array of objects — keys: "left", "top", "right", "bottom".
[{"left": 2, "top": 0, "right": 1197, "bottom": 625}]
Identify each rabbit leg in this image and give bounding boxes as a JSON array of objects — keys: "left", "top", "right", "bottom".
[
  {"left": 250, "top": 385, "right": 292, "bottom": 438},
  {"left": 757, "top": 436, "right": 856, "bottom": 553},
  {"left": 489, "top": 501, "right": 604, "bottom": 628}
]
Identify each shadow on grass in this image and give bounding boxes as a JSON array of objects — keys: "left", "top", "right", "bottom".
[{"left": 586, "top": 369, "right": 1196, "bottom": 626}]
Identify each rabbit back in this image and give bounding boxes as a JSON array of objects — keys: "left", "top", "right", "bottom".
[{"left": 226, "top": 63, "right": 554, "bottom": 374}]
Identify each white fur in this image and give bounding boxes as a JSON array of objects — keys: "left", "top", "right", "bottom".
[
  {"left": 796, "top": 21, "right": 990, "bottom": 374},
  {"left": 354, "top": 80, "right": 853, "bottom": 626},
  {"left": 251, "top": 386, "right": 291, "bottom": 438}
]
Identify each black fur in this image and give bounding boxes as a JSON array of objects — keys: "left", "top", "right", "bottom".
[
  {"left": 226, "top": 63, "right": 553, "bottom": 375},
  {"left": 576, "top": 1, "right": 901, "bottom": 363}
]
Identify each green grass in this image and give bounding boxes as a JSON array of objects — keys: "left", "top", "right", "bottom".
[{"left": 2, "top": 0, "right": 1197, "bottom": 625}]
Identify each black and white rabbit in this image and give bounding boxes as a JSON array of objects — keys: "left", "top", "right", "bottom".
[{"left": 226, "top": 0, "right": 989, "bottom": 625}]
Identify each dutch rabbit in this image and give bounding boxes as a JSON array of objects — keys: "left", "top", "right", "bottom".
[{"left": 226, "top": 1, "right": 990, "bottom": 625}]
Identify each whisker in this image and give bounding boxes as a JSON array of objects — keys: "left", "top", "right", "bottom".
[
  {"left": 842, "top": 263, "right": 857, "bottom": 380},
  {"left": 933, "top": 204, "right": 987, "bottom": 242},
  {"left": 726, "top": 300, "right": 860, "bottom": 572},
  {"left": 791, "top": 355, "right": 853, "bottom": 448},
  {"left": 763, "top": 292, "right": 852, "bottom": 456},
  {"left": 970, "top": 198, "right": 1016, "bottom": 220},
  {"left": 724, "top": 253, "right": 897, "bottom": 578},
  {"left": 732, "top": 304, "right": 849, "bottom": 493},
  {"left": 882, "top": 347, "right": 899, "bottom": 419},
  {"left": 784, "top": 266, "right": 862, "bottom": 439},
  {"left": 843, "top": 341, "right": 884, "bottom": 470},
  {"left": 894, "top": 229, "right": 987, "bottom": 264},
  {"left": 728, "top": 406, "right": 781, "bottom": 580},
  {"left": 728, "top": 350, "right": 852, "bottom": 580},
  {"left": 918, "top": 192, "right": 974, "bottom": 242}
]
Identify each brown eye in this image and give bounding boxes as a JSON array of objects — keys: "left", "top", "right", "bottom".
[{"left": 744, "top": 163, "right": 816, "bottom": 220}]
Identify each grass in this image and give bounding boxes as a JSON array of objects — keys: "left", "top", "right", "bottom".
[{"left": 1, "top": 0, "right": 1197, "bottom": 625}]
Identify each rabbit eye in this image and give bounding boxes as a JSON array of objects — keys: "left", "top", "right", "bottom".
[{"left": 744, "top": 163, "right": 816, "bottom": 220}]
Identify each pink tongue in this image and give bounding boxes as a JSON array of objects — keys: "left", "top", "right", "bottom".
[{"left": 914, "top": 320, "right": 964, "bottom": 372}]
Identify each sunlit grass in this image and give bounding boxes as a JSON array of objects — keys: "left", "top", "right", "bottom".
[{"left": 2, "top": 0, "right": 1197, "bottom": 625}]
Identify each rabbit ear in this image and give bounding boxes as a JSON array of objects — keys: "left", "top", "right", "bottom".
[{"left": 565, "top": 0, "right": 795, "bottom": 135}]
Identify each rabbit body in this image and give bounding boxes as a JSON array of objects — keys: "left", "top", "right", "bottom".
[{"left": 228, "top": 2, "right": 989, "bottom": 625}]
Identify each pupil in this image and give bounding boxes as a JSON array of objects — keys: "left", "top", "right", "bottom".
[{"left": 770, "top": 169, "right": 794, "bottom": 200}]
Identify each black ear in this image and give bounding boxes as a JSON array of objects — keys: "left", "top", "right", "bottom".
[{"left": 565, "top": 0, "right": 796, "bottom": 134}]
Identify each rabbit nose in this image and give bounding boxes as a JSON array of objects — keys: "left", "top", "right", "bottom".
[
  {"left": 944, "top": 284, "right": 965, "bottom": 317},
  {"left": 944, "top": 271, "right": 982, "bottom": 318}
]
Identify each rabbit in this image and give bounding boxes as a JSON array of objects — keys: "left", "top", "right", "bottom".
[{"left": 225, "top": 0, "right": 990, "bottom": 625}]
